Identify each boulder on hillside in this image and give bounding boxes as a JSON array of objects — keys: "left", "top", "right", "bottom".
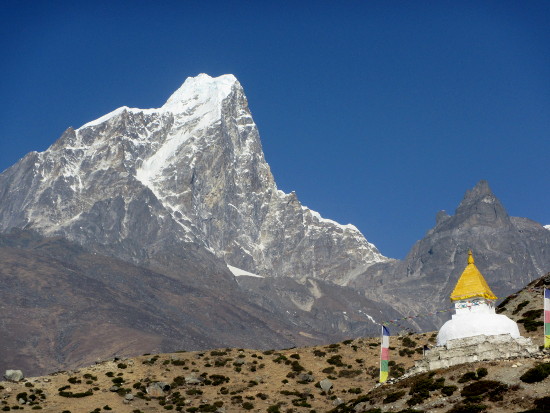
[
  {"left": 4, "top": 370, "right": 24, "bottom": 382},
  {"left": 320, "top": 378, "right": 333, "bottom": 392},
  {"left": 146, "top": 382, "right": 170, "bottom": 397},
  {"left": 185, "top": 374, "right": 204, "bottom": 385}
]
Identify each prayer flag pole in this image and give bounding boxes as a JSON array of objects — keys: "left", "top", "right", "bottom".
[
  {"left": 544, "top": 289, "right": 550, "bottom": 349},
  {"left": 380, "top": 325, "right": 390, "bottom": 383}
]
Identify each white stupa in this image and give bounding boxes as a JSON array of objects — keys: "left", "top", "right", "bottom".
[{"left": 437, "top": 250, "right": 520, "bottom": 346}]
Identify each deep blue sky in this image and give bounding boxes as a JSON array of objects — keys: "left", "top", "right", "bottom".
[{"left": 1, "top": 1, "right": 549, "bottom": 259}]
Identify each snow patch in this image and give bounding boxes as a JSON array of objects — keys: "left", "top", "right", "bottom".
[
  {"left": 134, "top": 74, "right": 239, "bottom": 189},
  {"left": 302, "top": 206, "right": 358, "bottom": 231},
  {"left": 227, "top": 264, "right": 264, "bottom": 278},
  {"left": 358, "top": 309, "right": 377, "bottom": 324},
  {"left": 544, "top": 225, "right": 550, "bottom": 231},
  {"left": 162, "top": 73, "right": 237, "bottom": 115},
  {"left": 80, "top": 107, "right": 159, "bottom": 129}
]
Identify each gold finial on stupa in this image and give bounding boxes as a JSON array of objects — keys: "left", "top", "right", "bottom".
[{"left": 468, "top": 249, "right": 474, "bottom": 265}]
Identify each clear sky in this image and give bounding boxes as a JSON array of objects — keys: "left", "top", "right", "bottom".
[{"left": 1, "top": 1, "right": 549, "bottom": 259}]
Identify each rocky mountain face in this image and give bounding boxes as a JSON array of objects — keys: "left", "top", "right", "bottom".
[
  {"left": 0, "top": 74, "right": 384, "bottom": 285},
  {"left": 351, "top": 180, "right": 550, "bottom": 330},
  {"left": 235, "top": 275, "right": 404, "bottom": 340}
]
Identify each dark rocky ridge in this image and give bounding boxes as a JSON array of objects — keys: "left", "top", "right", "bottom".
[
  {"left": 351, "top": 180, "right": 550, "bottom": 330},
  {"left": 236, "top": 275, "right": 404, "bottom": 338}
]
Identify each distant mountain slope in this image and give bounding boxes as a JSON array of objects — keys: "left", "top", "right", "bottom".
[
  {"left": 0, "top": 230, "right": 300, "bottom": 377},
  {"left": 351, "top": 180, "right": 550, "bottom": 330},
  {"left": 0, "top": 74, "right": 385, "bottom": 285},
  {"left": 236, "top": 274, "right": 404, "bottom": 339},
  {"left": 0, "top": 229, "right": 396, "bottom": 377}
]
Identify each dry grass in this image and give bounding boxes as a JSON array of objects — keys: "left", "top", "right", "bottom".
[{"left": 2, "top": 275, "right": 548, "bottom": 412}]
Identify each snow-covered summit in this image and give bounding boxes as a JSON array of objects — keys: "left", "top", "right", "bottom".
[
  {"left": 162, "top": 73, "right": 238, "bottom": 113},
  {"left": 545, "top": 225, "right": 550, "bottom": 231},
  {"left": 80, "top": 74, "right": 239, "bottom": 129}
]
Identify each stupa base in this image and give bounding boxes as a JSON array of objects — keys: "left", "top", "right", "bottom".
[{"left": 416, "top": 334, "right": 539, "bottom": 371}]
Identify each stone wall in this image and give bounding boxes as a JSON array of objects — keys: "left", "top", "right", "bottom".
[{"left": 416, "top": 334, "right": 539, "bottom": 371}]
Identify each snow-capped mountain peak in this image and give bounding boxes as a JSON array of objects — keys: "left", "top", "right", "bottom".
[{"left": 0, "top": 74, "right": 386, "bottom": 284}]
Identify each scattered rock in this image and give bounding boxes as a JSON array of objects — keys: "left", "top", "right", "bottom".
[
  {"left": 320, "top": 378, "right": 333, "bottom": 392},
  {"left": 332, "top": 397, "right": 344, "bottom": 406},
  {"left": 109, "top": 386, "right": 120, "bottom": 392},
  {"left": 4, "top": 370, "right": 24, "bottom": 382},
  {"left": 125, "top": 393, "right": 134, "bottom": 401},
  {"left": 146, "top": 382, "right": 170, "bottom": 397},
  {"left": 354, "top": 401, "right": 369, "bottom": 412},
  {"left": 185, "top": 374, "right": 204, "bottom": 385},
  {"left": 298, "top": 373, "right": 314, "bottom": 382},
  {"left": 254, "top": 375, "right": 265, "bottom": 384}
]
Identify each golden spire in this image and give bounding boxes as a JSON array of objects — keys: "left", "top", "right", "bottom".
[{"left": 450, "top": 250, "right": 497, "bottom": 301}]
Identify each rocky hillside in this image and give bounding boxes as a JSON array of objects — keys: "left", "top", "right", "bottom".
[
  {"left": 495, "top": 272, "right": 550, "bottom": 338},
  {"left": 351, "top": 180, "right": 550, "bottom": 331},
  {"left": 2, "top": 275, "right": 548, "bottom": 413},
  {"left": 0, "top": 334, "right": 547, "bottom": 412},
  {"left": 0, "top": 229, "right": 297, "bottom": 377}
]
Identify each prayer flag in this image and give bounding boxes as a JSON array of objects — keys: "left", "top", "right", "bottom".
[
  {"left": 380, "top": 326, "right": 390, "bottom": 383},
  {"left": 544, "top": 289, "right": 550, "bottom": 349}
]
